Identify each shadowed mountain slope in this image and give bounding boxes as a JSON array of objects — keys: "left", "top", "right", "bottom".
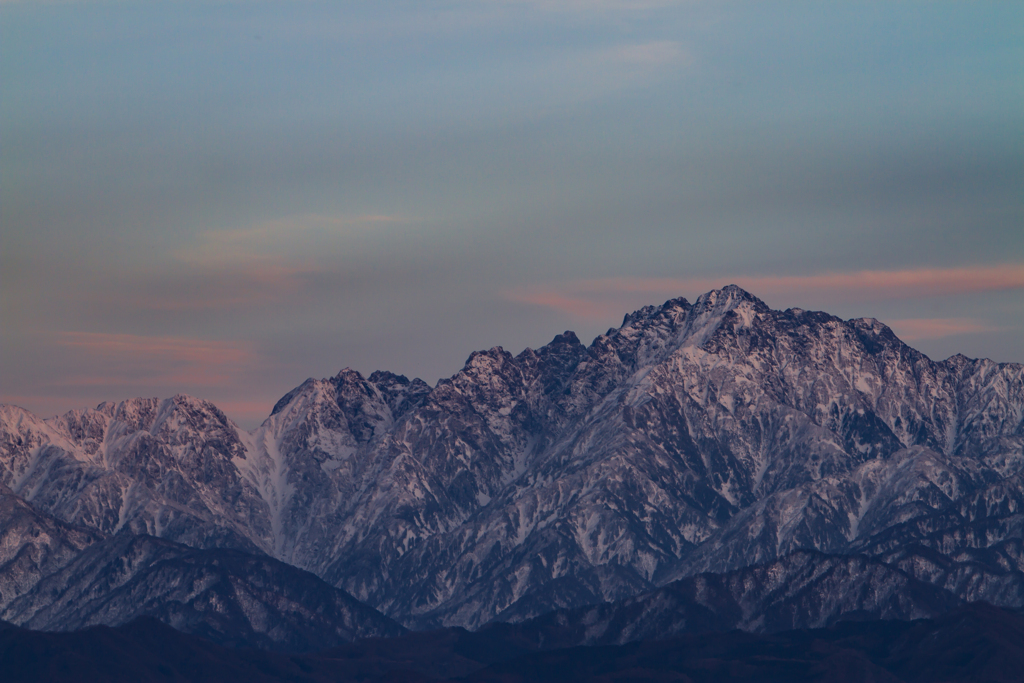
[
  {"left": 487, "top": 549, "right": 960, "bottom": 647},
  {"left": 4, "top": 604, "right": 1024, "bottom": 683},
  {"left": 0, "top": 531, "right": 404, "bottom": 651}
]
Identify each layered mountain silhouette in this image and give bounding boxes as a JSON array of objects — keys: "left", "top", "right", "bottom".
[
  {"left": 2, "top": 286, "right": 1022, "bottom": 653},
  {"left": 5, "top": 603, "right": 1024, "bottom": 682}
]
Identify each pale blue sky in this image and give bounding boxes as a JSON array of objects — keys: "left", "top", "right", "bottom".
[{"left": 2, "top": 1, "right": 1022, "bottom": 426}]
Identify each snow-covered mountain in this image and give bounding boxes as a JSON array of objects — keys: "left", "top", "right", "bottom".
[
  {"left": 0, "top": 484, "right": 404, "bottom": 650},
  {"left": 483, "top": 549, "right": 961, "bottom": 647},
  {"left": 1, "top": 530, "right": 406, "bottom": 651},
  {"left": 2, "top": 286, "right": 1022, "bottom": 631}
]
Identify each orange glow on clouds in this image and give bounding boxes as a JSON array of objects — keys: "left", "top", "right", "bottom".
[
  {"left": 175, "top": 213, "right": 407, "bottom": 268},
  {"left": 125, "top": 263, "right": 319, "bottom": 312},
  {"left": 885, "top": 318, "right": 1002, "bottom": 341},
  {"left": 213, "top": 399, "right": 276, "bottom": 425},
  {"left": 115, "top": 212, "right": 413, "bottom": 313},
  {"left": 1, "top": 333, "right": 268, "bottom": 426},
  {"left": 505, "top": 264, "right": 1024, "bottom": 333},
  {"left": 56, "top": 332, "right": 258, "bottom": 387}
]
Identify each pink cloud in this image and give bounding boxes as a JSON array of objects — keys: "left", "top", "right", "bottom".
[
  {"left": 505, "top": 291, "right": 623, "bottom": 320},
  {"left": 175, "top": 213, "right": 408, "bottom": 269},
  {"left": 111, "top": 212, "right": 412, "bottom": 313},
  {"left": 733, "top": 264, "right": 1024, "bottom": 300},
  {"left": 885, "top": 318, "right": 1002, "bottom": 341},
  {"left": 3, "top": 334, "right": 273, "bottom": 425},
  {"left": 505, "top": 264, "right": 1024, "bottom": 320},
  {"left": 55, "top": 332, "right": 258, "bottom": 388},
  {"left": 215, "top": 399, "right": 276, "bottom": 426},
  {"left": 3, "top": 332, "right": 274, "bottom": 426},
  {"left": 125, "top": 263, "right": 318, "bottom": 312},
  {"left": 59, "top": 332, "right": 256, "bottom": 365}
]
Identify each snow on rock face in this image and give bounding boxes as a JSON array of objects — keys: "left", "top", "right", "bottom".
[
  {"left": 493, "top": 549, "right": 960, "bottom": 645},
  {"left": 0, "top": 396, "right": 269, "bottom": 554},
  {"left": 1, "top": 286, "right": 1022, "bottom": 630},
  {"left": 0, "top": 482, "right": 103, "bottom": 612},
  {"left": 0, "top": 532, "right": 406, "bottom": 651}
]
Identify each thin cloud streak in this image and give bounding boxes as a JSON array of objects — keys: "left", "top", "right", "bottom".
[
  {"left": 56, "top": 332, "right": 258, "bottom": 387},
  {"left": 214, "top": 399, "right": 276, "bottom": 425},
  {"left": 59, "top": 332, "right": 256, "bottom": 365},
  {"left": 118, "top": 213, "right": 411, "bottom": 312},
  {"left": 886, "top": 318, "right": 1003, "bottom": 341},
  {"left": 506, "top": 264, "right": 1024, "bottom": 320},
  {"left": 118, "top": 264, "right": 320, "bottom": 312},
  {"left": 570, "top": 39, "right": 692, "bottom": 95},
  {"left": 503, "top": 0, "right": 688, "bottom": 11},
  {"left": 601, "top": 41, "right": 690, "bottom": 68},
  {"left": 3, "top": 333, "right": 268, "bottom": 427},
  {"left": 507, "top": 291, "right": 618, "bottom": 320},
  {"left": 176, "top": 213, "right": 407, "bottom": 268},
  {"left": 738, "top": 265, "right": 1024, "bottom": 300}
]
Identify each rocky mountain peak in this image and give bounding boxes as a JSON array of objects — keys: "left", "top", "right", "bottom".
[
  {"left": 368, "top": 371, "right": 432, "bottom": 418},
  {"left": 333, "top": 367, "right": 366, "bottom": 384},
  {"left": 110, "top": 397, "right": 162, "bottom": 433},
  {"left": 691, "top": 284, "right": 766, "bottom": 316},
  {"left": 462, "top": 346, "right": 516, "bottom": 373}
]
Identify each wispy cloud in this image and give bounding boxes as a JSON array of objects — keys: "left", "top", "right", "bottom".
[
  {"left": 885, "top": 318, "right": 1003, "bottom": 341},
  {"left": 117, "top": 263, "right": 319, "bottom": 312},
  {"left": 214, "top": 399, "right": 276, "bottom": 425},
  {"left": 732, "top": 265, "right": 1024, "bottom": 300},
  {"left": 600, "top": 40, "right": 690, "bottom": 68},
  {"left": 0, "top": 394, "right": 98, "bottom": 415},
  {"left": 3, "top": 334, "right": 269, "bottom": 426},
  {"left": 56, "top": 332, "right": 258, "bottom": 387},
  {"left": 506, "top": 291, "right": 618, "bottom": 320},
  {"left": 574, "top": 39, "right": 691, "bottom": 93},
  {"left": 176, "top": 213, "right": 406, "bottom": 268},
  {"left": 500, "top": 0, "right": 688, "bottom": 11},
  {"left": 505, "top": 264, "right": 1024, "bottom": 320},
  {"left": 107, "top": 213, "right": 409, "bottom": 312}
]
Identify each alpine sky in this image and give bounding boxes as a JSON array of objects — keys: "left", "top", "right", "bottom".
[{"left": 2, "top": 1, "right": 1021, "bottom": 427}]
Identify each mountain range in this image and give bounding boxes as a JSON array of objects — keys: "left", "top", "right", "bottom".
[
  {"left": 6, "top": 603, "right": 1024, "bottom": 682},
  {"left": 2, "top": 285, "right": 1022, "bottom": 656}
]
